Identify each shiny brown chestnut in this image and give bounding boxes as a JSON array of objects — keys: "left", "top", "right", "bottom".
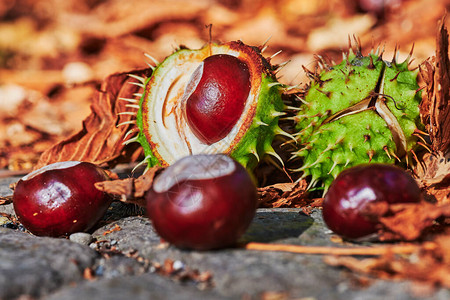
[
  {"left": 146, "top": 154, "right": 257, "bottom": 250},
  {"left": 184, "top": 54, "right": 251, "bottom": 145},
  {"left": 322, "top": 163, "right": 421, "bottom": 240},
  {"left": 13, "top": 161, "right": 112, "bottom": 237}
]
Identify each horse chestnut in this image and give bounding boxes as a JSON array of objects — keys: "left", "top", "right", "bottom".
[
  {"left": 322, "top": 164, "right": 421, "bottom": 239},
  {"left": 184, "top": 54, "right": 251, "bottom": 145},
  {"left": 13, "top": 161, "right": 112, "bottom": 237},
  {"left": 146, "top": 154, "right": 257, "bottom": 250}
]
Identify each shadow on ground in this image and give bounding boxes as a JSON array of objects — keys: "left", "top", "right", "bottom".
[{"left": 240, "top": 209, "right": 313, "bottom": 243}]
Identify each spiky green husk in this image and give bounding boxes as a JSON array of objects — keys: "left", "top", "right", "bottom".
[
  {"left": 133, "top": 42, "right": 286, "bottom": 171},
  {"left": 135, "top": 76, "right": 160, "bottom": 168},
  {"left": 293, "top": 49, "right": 422, "bottom": 190},
  {"left": 231, "top": 76, "right": 285, "bottom": 169}
]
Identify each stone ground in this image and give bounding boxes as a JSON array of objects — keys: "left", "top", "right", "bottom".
[{"left": 1, "top": 175, "right": 450, "bottom": 300}]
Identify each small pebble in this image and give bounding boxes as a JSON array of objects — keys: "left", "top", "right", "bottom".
[
  {"left": 69, "top": 232, "right": 94, "bottom": 246},
  {"left": 95, "top": 265, "right": 104, "bottom": 277},
  {"left": 173, "top": 260, "right": 185, "bottom": 271}
]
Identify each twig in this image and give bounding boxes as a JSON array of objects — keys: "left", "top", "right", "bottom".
[{"left": 244, "top": 242, "right": 433, "bottom": 256}]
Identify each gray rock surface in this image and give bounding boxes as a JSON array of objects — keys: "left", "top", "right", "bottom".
[
  {"left": 0, "top": 176, "right": 18, "bottom": 196},
  {"left": 0, "top": 227, "right": 98, "bottom": 299},
  {"left": 44, "top": 273, "right": 231, "bottom": 300},
  {"left": 0, "top": 176, "right": 18, "bottom": 217},
  {"left": 89, "top": 210, "right": 450, "bottom": 300},
  {"left": 1, "top": 176, "right": 450, "bottom": 299}
]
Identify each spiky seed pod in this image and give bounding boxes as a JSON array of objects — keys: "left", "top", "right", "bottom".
[
  {"left": 124, "top": 41, "right": 287, "bottom": 171},
  {"left": 292, "top": 46, "right": 423, "bottom": 191}
]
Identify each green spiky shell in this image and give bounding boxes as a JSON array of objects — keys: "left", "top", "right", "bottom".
[
  {"left": 133, "top": 41, "right": 285, "bottom": 171},
  {"left": 228, "top": 75, "right": 285, "bottom": 168},
  {"left": 293, "top": 49, "right": 422, "bottom": 190}
]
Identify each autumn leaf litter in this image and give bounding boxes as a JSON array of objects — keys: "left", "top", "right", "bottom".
[{"left": 1, "top": 0, "right": 450, "bottom": 293}]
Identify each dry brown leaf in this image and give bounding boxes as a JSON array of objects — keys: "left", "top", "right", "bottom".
[
  {"left": 426, "top": 183, "right": 450, "bottom": 207},
  {"left": 415, "top": 17, "right": 450, "bottom": 208},
  {"left": 419, "top": 15, "right": 450, "bottom": 154},
  {"left": 416, "top": 152, "right": 450, "bottom": 185},
  {"left": 0, "top": 84, "right": 92, "bottom": 170},
  {"left": 419, "top": 57, "right": 434, "bottom": 128},
  {"left": 60, "top": 0, "right": 210, "bottom": 39},
  {"left": 97, "top": 169, "right": 309, "bottom": 209},
  {"left": 257, "top": 179, "right": 312, "bottom": 208},
  {"left": 35, "top": 69, "right": 151, "bottom": 169},
  {"left": 324, "top": 236, "right": 450, "bottom": 289},
  {"left": 414, "top": 152, "right": 450, "bottom": 206},
  {"left": 95, "top": 167, "right": 163, "bottom": 207},
  {"left": 360, "top": 201, "right": 450, "bottom": 241}
]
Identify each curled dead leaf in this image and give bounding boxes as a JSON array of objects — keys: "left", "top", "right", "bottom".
[
  {"left": 35, "top": 69, "right": 151, "bottom": 169},
  {"left": 416, "top": 152, "right": 450, "bottom": 185},
  {"left": 419, "top": 15, "right": 450, "bottom": 155},
  {"left": 95, "top": 166, "right": 162, "bottom": 207},
  {"left": 257, "top": 179, "right": 312, "bottom": 209},
  {"left": 324, "top": 236, "right": 450, "bottom": 289},
  {"left": 414, "top": 152, "right": 450, "bottom": 205},
  {"left": 361, "top": 201, "right": 450, "bottom": 241},
  {"left": 97, "top": 168, "right": 312, "bottom": 210}
]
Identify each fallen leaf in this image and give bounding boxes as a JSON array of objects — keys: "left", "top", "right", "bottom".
[
  {"left": 61, "top": 0, "right": 210, "bottom": 39},
  {"left": 416, "top": 152, "right": 450, "bottom": 185},
  {"left": 35, "top": 69, "right": 151, "bottom": 169},
  {"left": 257, "top": 179, "right": 310, "bottom": 208},
  {"left": 360, "top": 201, "right": 450, "bottom": 241},
  {"left": 307, "top": 14, "right": 376, "bottom": 51},
  {"left": 324, "top": 236, "right": 450, "bottom": 289},
  {"left": 95, "top": 166, "right": 163, "bottom": 207},
  {"left": 414, "top": 152, "right": 450, "bottom": 205},
  {"left": 419, "top": 15, "right": 450, "bottom": 154}
]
